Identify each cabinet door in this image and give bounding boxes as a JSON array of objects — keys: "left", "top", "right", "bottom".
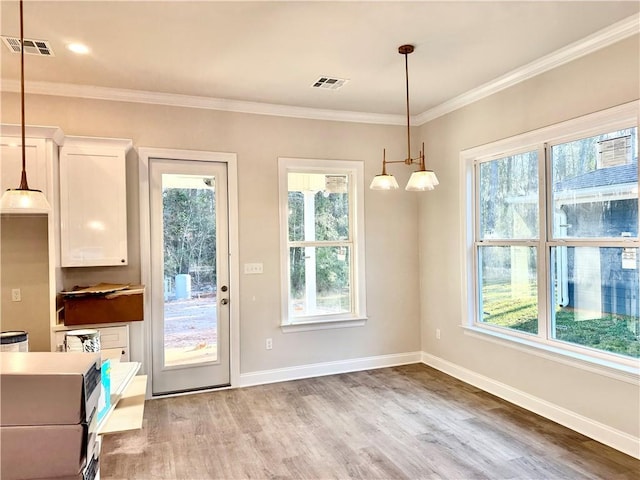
[
  {"left": 1, "top": 138, "right": 48, "bottom": 198},
  {"left": 60, "top": 151, "right": 127, "bottom": 266}
]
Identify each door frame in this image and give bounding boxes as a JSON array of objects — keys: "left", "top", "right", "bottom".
[{"left": 138, "top": 147, "right": 240, "bottom": 396}]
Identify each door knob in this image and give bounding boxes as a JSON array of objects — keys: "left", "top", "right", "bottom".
[{"left": 220, "top": 298, "right": 229, "bottom": 305}]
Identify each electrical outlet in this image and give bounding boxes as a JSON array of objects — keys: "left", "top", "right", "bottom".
[
  {"left": 266, "top": 338, "right": 273, "bottom": 350},
  {"left": 436, "top": 328, "right": 441, "bottom": 340},
  {"left": 11, "top": 288, "right": 21, "bottom": 302}
]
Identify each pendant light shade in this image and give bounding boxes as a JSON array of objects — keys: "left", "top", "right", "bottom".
[
  {"left": 370, "top": 44, "right": 439, "bottom": 192},
  {"left": 0, "top": 0, "right": 51, "bottom": 215},
  {"left": 369, "top": 174, "right": 399, "bottom": 190},
  {"left": 0, "top": 189, "right": 50, "bottom": 213},
  {"left": 369, "top": 148, "right": 399, "bottom": 190},
  {"left": 405, "top": 170, "right": 439, "bottom": 191}
]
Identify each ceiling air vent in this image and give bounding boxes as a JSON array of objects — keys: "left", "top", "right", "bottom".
[
  {"left": 311, "top": 76, "right": 348, "bottom": 90},
  {"left": 1, "top": 36, "right": 54, "bottom": 56}
]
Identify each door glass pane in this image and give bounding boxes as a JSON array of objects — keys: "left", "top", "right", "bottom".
[
  {"left": 289, "top": 246, "right": 351, "bottom": 317},
  {"left": 478, "top": 245, "right": 538, "bottom": 334},
  {"left": 551, "top": 127, "right": 638, "bottom": 239},
  {"left": 478, "top": 151, "right": 539, "bottom": 240},
  {"left": 551, "top": 246, "right": 639, "bottom": 358},
  {"left": 162, "top": 174, "right": 218, "bottom": 367}
]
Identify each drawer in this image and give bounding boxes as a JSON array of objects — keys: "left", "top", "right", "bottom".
[
  {"left": 98, "top": 326, "right": 128, "bottom": 349},
  {"left": 102, "top": 347, "right": 129, "bottom": 362}
]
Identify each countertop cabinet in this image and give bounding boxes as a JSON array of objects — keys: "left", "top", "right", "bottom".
[
  {"left": 54, "top": 324, "right": 130, "bottom": 361},
  {"left": 60, "top": 136, "right": 132, "bottom": 267}
]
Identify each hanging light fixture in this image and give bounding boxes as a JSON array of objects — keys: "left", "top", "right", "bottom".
[
  {"left": 369, "top": 44, "right": 439, "bottom": 192},
  {"left": 0, "top": 0, "right": 51, "bottom": 214}
]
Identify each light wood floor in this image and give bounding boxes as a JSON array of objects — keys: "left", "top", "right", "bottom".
[{"left": 101, "top": 364, "right": 639, "bottom": 479}]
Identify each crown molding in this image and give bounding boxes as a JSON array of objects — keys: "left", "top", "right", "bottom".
[
  {"left": 0, "top": 124, "right": 64, "bottom": 144},
  {"left": 415, "top": 13, "right": 640, "bottom": 125},
  {"left": 2, "top": 13, "right": 637, "bottom": 127},
  {"left": 63, "top": 135, "right": 133, "bottom": 153},
  {"left": 2, "top": 79, "right": 405, "bottom": 126}
]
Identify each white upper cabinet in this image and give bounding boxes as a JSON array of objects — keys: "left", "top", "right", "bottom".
[
  {"left": 60, "top": 136, "right": 132, "bottom": 267},
  {"left": 1, "top": 125, "right": 64, "bottom": 207}
]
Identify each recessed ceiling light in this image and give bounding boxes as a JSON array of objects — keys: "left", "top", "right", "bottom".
[{"left": 67, "top": 43, "right": 89, "bottom": 54}]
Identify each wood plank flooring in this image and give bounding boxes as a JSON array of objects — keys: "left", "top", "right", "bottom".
[{"left": 101, "top": 364, "right": 639, "bottom": 479}]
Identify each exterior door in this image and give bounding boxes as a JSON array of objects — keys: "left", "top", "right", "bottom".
[{"left": 149, "top": 158, "right": 230, "bottom": 394}]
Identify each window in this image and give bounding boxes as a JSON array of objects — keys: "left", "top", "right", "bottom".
[
  {"left": 279, "top": 158, "right": 366, "bottom": 329},
  {"left": 463, "top": 102, "right": 639, "bottom": 370}
]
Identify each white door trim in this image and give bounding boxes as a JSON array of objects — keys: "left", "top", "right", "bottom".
[{"left": 138, "top": 147, "right": 240, "bottom": 395}]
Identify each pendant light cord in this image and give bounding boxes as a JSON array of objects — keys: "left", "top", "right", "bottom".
[
  {"left": 404, "top": 51, "right": 411, "bottom": 163},
  {"left": 19, "top": 0, "right": 29, "bottom": 190}
]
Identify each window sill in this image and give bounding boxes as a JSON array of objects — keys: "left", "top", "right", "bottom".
[
  {"left": 462, "top": 325, "right": 639, "bottom": 384},
  {"left": 281, "top": 316, "right": 367, "bottom": 333}
]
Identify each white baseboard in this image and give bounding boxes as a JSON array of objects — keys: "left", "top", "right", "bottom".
[
  {"left": 238, "top": 351, "right": 422, "bottom": 388},
  {"left": 421, "top": 352, "right": 640, "bottom": 460}
]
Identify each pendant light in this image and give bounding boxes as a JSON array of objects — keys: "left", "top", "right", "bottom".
[
  {"left": 369, "top": 45, "right": 439, "bottom": 192},
  {"left": 0, "top": 0, "right": 51, "bottom": 214}
]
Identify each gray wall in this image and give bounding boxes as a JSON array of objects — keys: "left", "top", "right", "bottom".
[
  {"left": 0, "top": 216, "right": 50, "bottom": 351},
  {"left": 0, "top": 92, "right": 423, "bottom": 373},
  {"left": 418, "top": 35, "right": 640, "bottom": 438}
]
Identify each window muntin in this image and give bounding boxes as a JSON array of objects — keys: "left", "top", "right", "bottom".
[
  {"left": 468, "top": 104, "right": 639, "bottom": 364},
  {"left": 279, "top": 160, "right": 366, "bottom": 326}
]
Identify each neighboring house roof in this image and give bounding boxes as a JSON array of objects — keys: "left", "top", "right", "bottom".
[
  {"left": 555, "top": 162, "right": 637, "bottom": 191},
  {"left": 507, "top": 161, "right": 638, "bottom": 205}
]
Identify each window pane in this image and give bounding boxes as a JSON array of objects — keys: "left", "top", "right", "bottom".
[
  {"left": 551, "top": 246, "right": 639, "bottom": 358},
  {"left": 478, "top": 245, "right": 538, "bottom": 334},
  {"left": 287, "top": 172, "right": 349, "bottom": 242},
  {"left": 287, "top": 173, "right": 350, "bottom": 242},
  {"left": 315, "top": 191, "right": 349, "bottom": 242},
  {"left": 479, "top": 152, "right": 539, "bottom": 240},
  {"left": 289, "top": 246, "right": 351, "bottom": 318},
  {"left": 551, "top": 127, "right": 638, "bottom": 239},
  {"left": 288, "top": 191, "right": 304, "bottom": 242}
]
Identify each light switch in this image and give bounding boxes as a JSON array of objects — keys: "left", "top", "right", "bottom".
[{"left": 244, "top": 263, "right": 263, "bottom": 274}]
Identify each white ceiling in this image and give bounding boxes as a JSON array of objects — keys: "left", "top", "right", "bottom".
[{"left": 1, "top": 1, "right": 638, "bottom": 122}]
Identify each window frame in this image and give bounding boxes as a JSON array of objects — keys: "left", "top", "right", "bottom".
[
  {"left": 461, "top": 101, "right": 639, "bottom": 377},
  {"left": 278, "top": 157, "right": 367, "bottom": 332}
]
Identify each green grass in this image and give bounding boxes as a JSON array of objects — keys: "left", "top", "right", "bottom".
[{"left": 482, "top": 283, "right": 640, "bottom": 358}]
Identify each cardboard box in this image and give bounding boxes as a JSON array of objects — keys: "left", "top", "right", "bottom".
[
  {"left": 38, "top": 437, "right": 100, "bottom": 480},
  {"left": 63, "top": 286, "right": 144, "bottom": 326},
  {"left": 0, "top": 352, "right": 101, "bottom": 426},
  {"left": 0, "top": 414, "right": 97, "bottom": 480}
]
